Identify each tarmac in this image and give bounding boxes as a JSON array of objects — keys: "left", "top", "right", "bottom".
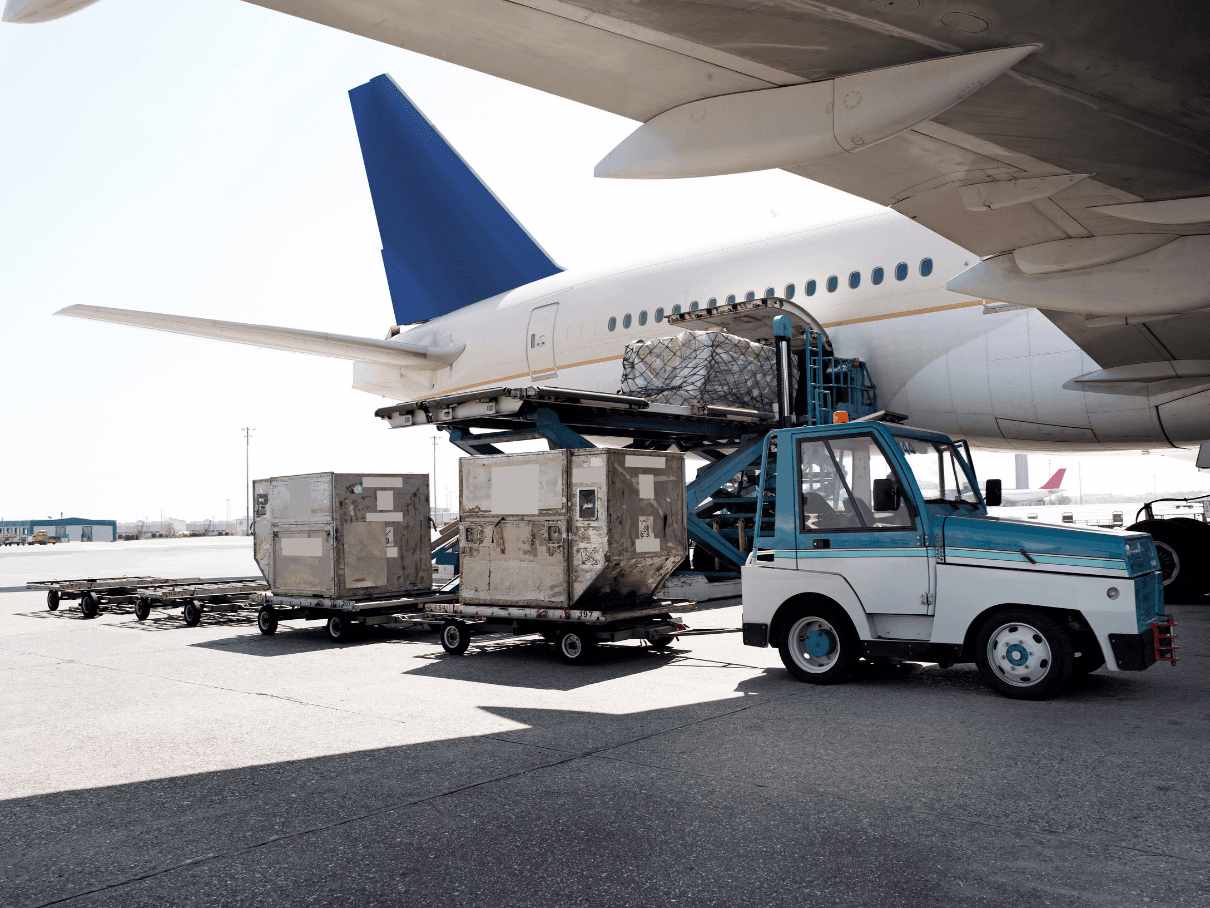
[{"left": 1, "top": 538, "right": 1207, "bottom": 907}]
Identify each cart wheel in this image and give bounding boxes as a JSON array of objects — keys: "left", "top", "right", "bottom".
[
  {"left": 134, "top": 598, "right": 151, "bottom": 621},
  {"left": 257, "top": 607, "right": 278, "bottom": 636},
  {"left": 648, "top": 634, "right": 675, "bottom": 651},
  {"left": 557, "top": 629, "right": 594, "bottom": 664},
  {"left": 440, "top": 620, "right": 470, "bottom": 655},
  {"left": 182, "top": 600, "right": 202, "bottom": 627},
  {"left": 80, "top": 592, "right": 99, "bottom": 620},
  {"left": 326, "top": 614, "right": 351, "bottom": 643},
  {"left": 47, "top": 590, "right": 60, "bottom": 611}
]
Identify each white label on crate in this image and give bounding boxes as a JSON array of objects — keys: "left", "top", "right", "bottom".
[
  {"left": 281, "top": 536, "right": 323, "bottom": 557},
  {"left": 572, "top": 467, "right": 606, "bottom": 484},
  {"left": 364, "top": 477, "right": 403, "bottom": 487},
  {"left": 377, "top": 490, "right": 394, "bottom": 510},
  {"left": 636, "top": 537, "right": 661, "bottom": 553},
  {"left": 367, "top": 513, "right": 402, "bottom": 522},
  {"left": 636, "top": 516, "right": 659, "bottom": 551},
  {"left": 386, "top": 546, "right": 399, "bottom": 558},
  {"left": 625, "top": 455, "right": 665, "bottom": 468},
  {"left": 287, "top": 478, "right": 312, "bottom": 520},
  {"left": 639, "top": 474, "right": 655, "bottom": 499},
  {"left": 491, "top": 464, "right": 540, "bottom": 513}
]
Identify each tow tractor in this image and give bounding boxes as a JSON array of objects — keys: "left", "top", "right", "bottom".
[{"left": 740, "top": 419, "right": 1177, "bottom": 699}]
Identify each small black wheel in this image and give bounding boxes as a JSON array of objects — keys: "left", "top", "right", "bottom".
[
  {"left": 47, "top": 590, "right": 60, "bottom": 611},
  {"left": 975, "top": 608, "right": 1073, "bottom": 699},
  {"left": 326, "top": 614, "right": 351, "bottom": 642},
  {"left": 80, "top": 592, "right": 99, "bottom": 620},
  {"left": 557, "top": 628, "right": 594, "bottom": 664},
  {"left": 1128, "top": 518, "right": 1210, "bottom": 604},
  {"left": 134, "top": 598, "right": 151, "bottom": 621},
  {"left": 257, "top": 607, "right": 278, "bottom": 636},
  {"left": 777, "top": 601, "right": 860, "bottom": 684},
  {"left": 182, "top": 600, "right": 202, "bottom": 627},
  {"left": 440, "top": 620, "right": 470, "bottom": 655},
  {"left": 648, "top": 634, "right": 675, "bottom": 651}
]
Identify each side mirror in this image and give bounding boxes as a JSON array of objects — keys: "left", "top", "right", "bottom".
[
  {"left": 984, "top": 479, "right": 1002, "bottom": 507},
  {"left": 873, "top": 478, "right": 900, "bottom": 512}
]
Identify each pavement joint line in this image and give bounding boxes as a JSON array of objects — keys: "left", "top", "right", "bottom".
[{"left": 29, "top": 751, "right": 581, "bottom": 908}]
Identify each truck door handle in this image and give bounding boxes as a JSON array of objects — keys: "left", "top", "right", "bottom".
[{"left": 813, "top": 539, "right": 830, "bottom": 549}]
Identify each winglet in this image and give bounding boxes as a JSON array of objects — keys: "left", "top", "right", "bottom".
[{"left": 349, "top": 75, "right": 562, "bottom": 325}]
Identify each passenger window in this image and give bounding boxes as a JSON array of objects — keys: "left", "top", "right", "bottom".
[
  {"left": 623, "top": 313, "right": 632, "bottom": 329},
  {"left": 690, "top": 301, "right": 699, "bottom": 311},
  {"left": 895, "top": 262, "right": 908, "bottom": 281},
  {"left": 764, "top": 286, "right": 775, "bottom": 298},
  {"left": 806, "top": 280, "right": 816, "bottom": 297},
  {"left": 530, "top": 333, "right": 535, "bottom": 348},
  {"left": 785, "top": 283, "right": 795, "bottom": 299},
  {"left": 707, "top": 297, "right": 717, "bottom": 308},
  {"left": 608, "top": 316, "right": 617, "bottom": 332},
  {"left": 826, "top": 276, "right": 838, "bottom": 293},
  {"left": 655, "top": 307, "right": 664, "bottom": 323},
  {"left": 871, "top": 267, "right": 884, "bottom": 285},
  {"left": 848, "top": 271, "right": 860, "bottom": 290},
  {"left": 798, "top": 440, "right": 861, "bottom": 531},
  {"left": 920, "top": 257, "right": 933, "bottom": 277},
  {"left": 639, "top": 310, "right": 648, "bottom": 326},
  {"left": 827, "top": 435, "right": 913, "bottom": 529},
  {"left": 745, "top": 291, "right": 756, "bottom": 300},
  {"left": 726, "top": 295, "right": 736, "bottom": 305}
]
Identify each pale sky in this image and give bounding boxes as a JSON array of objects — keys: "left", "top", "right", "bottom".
[{"left": 2, "top": 0, "right": 1206, "bottom": 524}]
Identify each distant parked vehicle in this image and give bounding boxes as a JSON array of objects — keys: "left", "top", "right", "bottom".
[
  {"left": 1, "top": 534, "right": 29, "bottom": 546},
  {"left": 30, "top": 532, "right": 61, "bottom": 545}
]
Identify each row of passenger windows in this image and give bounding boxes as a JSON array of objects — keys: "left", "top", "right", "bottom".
[{"left": 604, "top": 258, "right": 934, "bottom": 331}]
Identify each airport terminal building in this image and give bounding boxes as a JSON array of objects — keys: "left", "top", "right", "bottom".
[{"left": 1, "top": 518, "right": 116, "bottom": 542}]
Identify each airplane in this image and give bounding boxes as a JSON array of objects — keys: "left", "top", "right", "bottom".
[
  {"left": 998, "top": 469, "right": 1067, "bottom": 505},
  {"left": 55, "top": 74, "right": 1210, "bottom": 460}
]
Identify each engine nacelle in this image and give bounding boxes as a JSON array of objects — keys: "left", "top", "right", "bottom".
[{"left": 2, "top": 0, "right": 101, "bottom": 23}]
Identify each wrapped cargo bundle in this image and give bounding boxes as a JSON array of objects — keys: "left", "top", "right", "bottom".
[{"left": 619, "top": 329, "right": 795, "bottom": 412}]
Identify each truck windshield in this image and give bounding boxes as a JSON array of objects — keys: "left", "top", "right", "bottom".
[{"left": 895, "top": 438, "right": 979, "bottom": 508}]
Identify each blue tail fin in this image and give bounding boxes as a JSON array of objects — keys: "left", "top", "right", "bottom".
[{"left": 349, "top": 75, "right": 562, "bottom": 325}]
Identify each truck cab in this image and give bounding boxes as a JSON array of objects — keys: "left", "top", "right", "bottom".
[{"left": 741, "top": 421, "right": 1175, "bottom": 699}]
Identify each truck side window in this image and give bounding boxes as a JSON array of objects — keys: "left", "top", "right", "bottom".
[
  {"left": 758, "top": 437, "right": 778, "bottom": 535},
  {"left": 826, "top": 435, "right": 913, "bottom": 528},
  {"left": 798, "top": 441, "right": 862, "bottom": 531}
]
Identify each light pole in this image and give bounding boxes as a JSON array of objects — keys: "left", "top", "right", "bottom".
[
  {"left": 432, "top": 435, "right": 439, "bottom": 517},
  {"left": 243, "top": 427, "right": 255, "bottom": 534}
]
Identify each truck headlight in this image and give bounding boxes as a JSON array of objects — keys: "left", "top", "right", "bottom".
[{"left": 1107, "top": 587, "right": 1119, "bottom": 599}]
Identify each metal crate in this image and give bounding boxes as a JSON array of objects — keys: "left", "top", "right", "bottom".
[
  {"left": 459, "top": 449, "right": 686, "bottom": 608},
  {"left": 253, "top": 472, "right": 431, "bottom": 598}
]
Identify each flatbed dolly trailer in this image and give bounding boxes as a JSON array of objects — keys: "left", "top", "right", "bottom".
[
  {"left": 256, "top": 590, "right": 458, "bottom": 643},
  {"left": 740, "top": 419, "right": 1178, "bottom": 699},
  {"left": 28, "top": 577, "right": 201, "bottom": 618},
  {"left": 430, "top": 598, "right": 695, "bottom": 664},
  {"left": 134, "top": 580, "right": 269, "bottom": 626}
]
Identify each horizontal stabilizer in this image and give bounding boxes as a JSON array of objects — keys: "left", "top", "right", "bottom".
[
  {"left": 57, "top": 305, "right": 464, "bottom": 370},
  {"left": 349, "top": 75, "right": 562, "bottom": 325}
]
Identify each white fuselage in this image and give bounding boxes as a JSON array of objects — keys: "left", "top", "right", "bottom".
[{"left": 355, "top": 212, "right": 1208, "bottom": 452}]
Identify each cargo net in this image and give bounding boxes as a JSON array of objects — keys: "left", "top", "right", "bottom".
[{"left": 620, "top": 329, "right": 795, "bottom": 413}]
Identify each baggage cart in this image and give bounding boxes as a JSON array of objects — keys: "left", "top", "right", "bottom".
[{"left": 27, "top": 577, "right": 200, "bottom": 618}]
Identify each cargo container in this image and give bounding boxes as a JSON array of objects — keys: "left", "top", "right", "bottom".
[{"left": 253, "top": 472, "right": 431, "bottom": 599}]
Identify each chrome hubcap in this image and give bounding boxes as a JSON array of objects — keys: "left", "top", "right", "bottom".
[
  {"left": 787, "top": 616, "right": 839, "bottom": 673},
  {"left": 988, "top": 622, "right": 1052, "bottom": 687},
  {"left": 443, "top": 625, "right": 460, "bottom": 647},
  {"left": 1154, "top": 541, "right": 1179, "bottom": 586},
  {"left": 562, "top": 634, "right": 582, "bottom": 659}
]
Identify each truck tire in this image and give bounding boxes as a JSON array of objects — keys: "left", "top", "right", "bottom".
[
  {"left": 134, "top": 598, "right": 151, "bottom": 621},
  {"left": 440, "top": 620, "right": 470, "bottom": 655},
  {"left": 975, "top": 609, "right": 1073, "bottom": 699},
  {"left": 1128, "top": 518, "right": 1209, "bottom": 604},
  {"left": 46, "top": 590, "right": 59, "bottom": 611},
  {"left": 80, "top": 592, "right": 99, "bottom": 619},
  {"left": 557, "top": 629, "right": 594, "bottom": 664},
  {"left": 182, "top": 600, "right": 202, "bottom": 627},
  {"left": 648, "top": 634, "right": 675, "bottom": 651},
  {"left": 777, "top": 602, "right": 860, "bottom": 685},
  {"left": 257, "top": 607, "right": 278, "bottom": 636}
]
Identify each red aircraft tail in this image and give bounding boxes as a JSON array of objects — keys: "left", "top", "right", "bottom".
[{"left": 1041, "top": 469, "right": 1066, "bottom": 490}]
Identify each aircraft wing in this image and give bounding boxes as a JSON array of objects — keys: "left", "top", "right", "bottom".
[
  {"left": 231, "top": 0, "right": 1210, "bottom": 372},
  {"left": 57, "top": 304, "right": 464, "bottom": 370}
]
